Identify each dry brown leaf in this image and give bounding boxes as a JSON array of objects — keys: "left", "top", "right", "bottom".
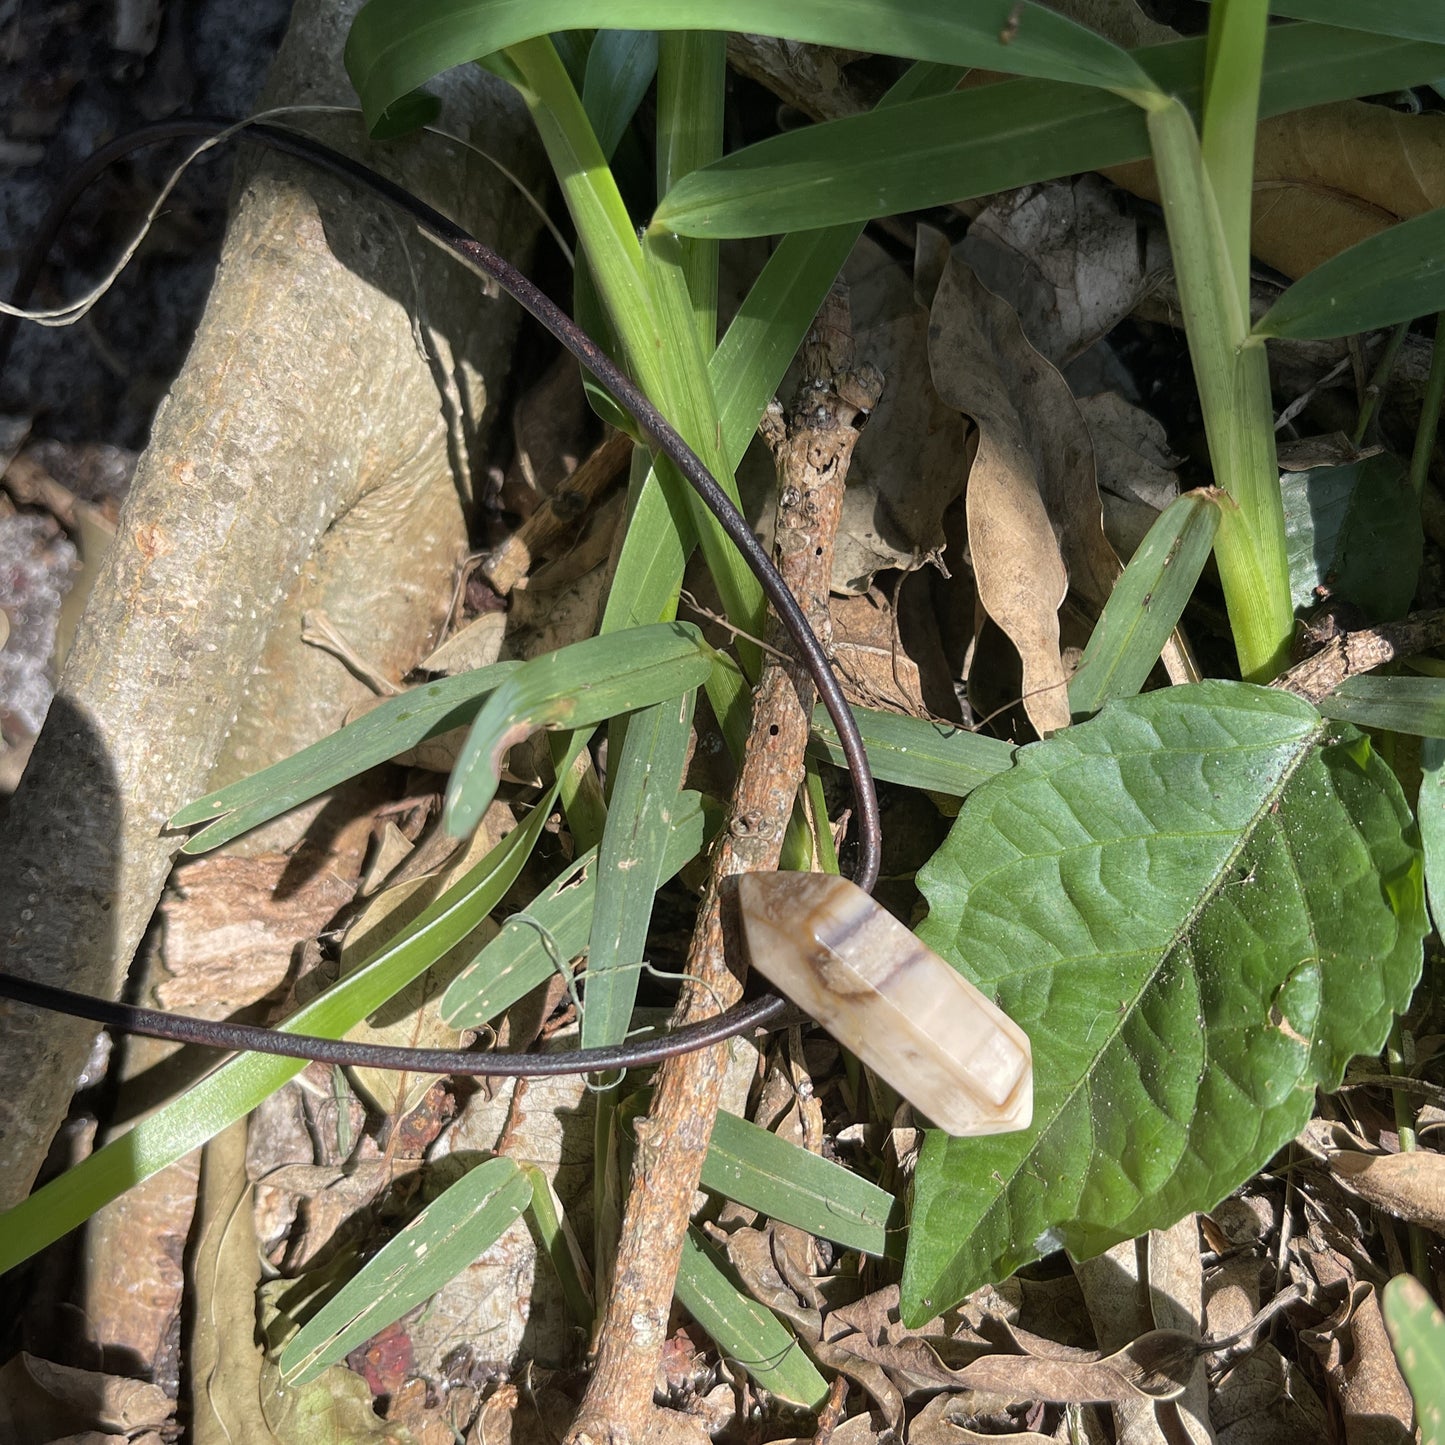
[
  {"left": 830, "top": 592, "right": 929, "bottom": 716},
  {"left": 724, "top": 1226, "right": 823, "bottom": 1339},
  {"left": 825, "top": 240, "right": 968, "bottom": 593},
  {"left": 1301, "top": 1283, "right": 1415, "bottom": 1445},
  {"left": 0, "top": 1354, "right": 173, "bottom": 1443},
  {"left": 960, "top": 175, "right": 1173, "bottom": 366},
  {"left": 417, "top": 610, "right": 507, "bottom": 676},
  {"left": 928, "top": 255, "right": 1115, "bottom": 735},
  {"left": 1106, "top": 103, "right": 1445, "bottom": 283},
  {"left": 908, "top": 1392, "right": 1056, "bottom": 1445},
  {"left": 953, "top": 1328, "right": 1200, "bottom": 1405},
  {"left": 1325, "top": 1150, "right": 1445, "bottom": 1233},
  {"left": 1210, "top": 1345, "right": 1329, "bottom": 1445}
]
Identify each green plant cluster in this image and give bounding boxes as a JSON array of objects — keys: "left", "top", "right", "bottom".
[{"left": 6, "top": 0, "right": 1445, "bottom": 1418}]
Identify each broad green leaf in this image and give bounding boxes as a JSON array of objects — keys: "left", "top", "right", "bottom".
[
  {"left": 346, "top": 0, "right": 1156, "bottom": 135},
  {"left": 676, "top": 1226, "right": 828, "bottom": 1408},
  {"left": 809, "top": 703, "right": 1014, "bottom": 799},
  {"left": 582, "top": 29, "right": 657, "bottom": 159},
  {"left": 1316, "top": 677, "right": 1445, "bottom": 739},
  {"left": 1420, "top": 739, "right": 1445, "bottom": 937},
  {"left": 703, "top": 1110, "right": 894, "bottom": 1256},
  {"left": 446, "top": 621, "right": 711, "bottom": 834},
  {"left": 581, "top": 693, "right": 695, "bottom": 1048},
  {"left": 1281, "top": 453, "right": 1421, "bottom": 619},
  {"left": 904, "top": 682, "right": 1424, "bottom": 1322},
  {"left": 170, "top": 661, "right": 521, "bottom": 852},
  {"left": 441, "top": 791, "right": 711, "bottom": 1028},
  {"left": 1069, "top": 490, "right": 1224, "bottom": 716},
  {"left": 1254, "top": 207, "right": 1445, "bottom": 340},
  {"left": 278, "top": 1159, "right": 529, "bottom": 1385},
  {"left": 653, "top": 28, "right": 1445, "bottom": 238},
  {"left": 1382, "top": 1274, "right": 1445, "bottom": 1445},
  {"left": 0, "top": 779, "right": 564, "bottom": 1273}
]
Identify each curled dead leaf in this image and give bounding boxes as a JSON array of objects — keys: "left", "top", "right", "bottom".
[{"left": 1326, "top": 1149, "right": 1445, "bottom": 1234}]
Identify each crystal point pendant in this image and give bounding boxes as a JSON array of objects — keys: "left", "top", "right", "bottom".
[{"left": 737, "top": 873, "right": 1032, "bottom": 1137}]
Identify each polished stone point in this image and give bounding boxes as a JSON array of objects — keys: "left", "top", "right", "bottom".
[{"left": 737, "top": 872, "right": 1032, "bottom": 1137}]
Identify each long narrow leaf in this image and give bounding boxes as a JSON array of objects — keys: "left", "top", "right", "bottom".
[
  {"left": 809, "top": 704, "right": 1014, "bottom": 799},
  {"left": 441, "top": 792, "right": 711, "bottom": 1028},
  {"left": 652, "top": 28, "right": 1445, "bottom": 238},
  {"left": 1315, "top": 676, "right": 1445, "bottom": 739},
  {"left": 1254, "top": 207, "right": 1445, "bottom": 340},
  {"left": 1418, "top": 739, "right": 1445, "bottom": 938},
  {"left": 169, "top": 661, "right": 522, "bottom": 852},
  {"left": 446, "top": 621, "right": 711, "bottom": 834},
  {"left": 278, "top": 1159, "right": 530, "bottom": 1385},
  {"left": 675, "top": 1226, "right": 828, "bottom": 1408},
  {"left": 703, "top": 1111, "right": 894, "bottom": 1255},
  {"left": 1261, "top": 1, "right": 1445, "bottom": 43},
  {"left": 582, "top": 29, "right": 657, "bottom": 159},
  {"left": 346, "top": 0, "right": 1156, "bottom": 134},
  {"left": 581, "top": 693, "right": 695, "bottom": 1049},
  {"left": 1068, "top": 490, "right": 1224, "bottom": 716},
  {"left": 0, "top": 782, "right": 563, "bottom": 1273}
]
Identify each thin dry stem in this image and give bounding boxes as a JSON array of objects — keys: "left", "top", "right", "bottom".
[
  {"left": 479, "top": 428, "right": 632, "bottom": 595},
  {"left": 566, "top": 291, "right": 882, "bottom": 1445},
  {"left": 1272, "top": 607, "right": 1445, "bottom": 704}
]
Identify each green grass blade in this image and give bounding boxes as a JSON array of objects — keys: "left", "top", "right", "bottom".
[
  {"left": 278, "top": 1159, "right": 530, "bottom": 1385},
  {"left": 581, "top": 694, "right": 696, "bottom": 1049},
  {"left": 445, "top": 622, "right": 712, "bottom": 835},
  {"left": 169, "top": 661, "right": 522, "bottom": 851},
  {"left": 1068, "top": 490, "right": 1225, "bottom": 716},
  {"left": 522, "top": 1163, "right": 595, "bottom": 1327},
  {"left": 1148, "top": 97, "right": 1291, "bottom": 680},
  {"left": 1254, "top": 207, "right": 1445, "bottom": 340},
  {"left": 1315, "top": 677, "right": 1445, "bottom": 739},
  {"left": 1418, "top": 739, "right": 1445, "bottom": 938},
  {"left": 809, "top": 704, "right": 1014, "bottom": 799},
  {"left": 441, "top": 792, "right": 711, "bottom": 1028},
  {"left": 657, "top": 31, "right": 725, "bottom": 349},
  {"left": 703, "top": 1111, "right": 894, "bottom": 1255},
  {"left": 1260, "top": 1, "right": 1445, "bottom": 43},
  {"left": 675, "top": 1226, "right": 828, "bottom": 1408},
  {"left": 709, "top": 60, "right": 961, "bottom": 459},
  {"left": 345, "top": 0, "right": 1157, "bottom": 133},
  {"left": 0, "top": 788, "right": 561, "bottom": 1273},
  {"left": 582, "top": 28, "right": 657, "bottom": 159},
  {"left": 653, "top": 27, "right": 1445, "bottom": 238},
  {"left": 1199, "top": 0, "right": 1269, "bottom": 318}
]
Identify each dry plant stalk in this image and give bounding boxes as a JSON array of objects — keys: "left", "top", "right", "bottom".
[
  {"left": 567, "top": 290, "right": 883, "bottom": 1445},
  {"left": 479, "top": 428, "right": 632, "bottom": 595},
  {"left": 1273, "top": 607, "right": 1445, "bottom": 703}
]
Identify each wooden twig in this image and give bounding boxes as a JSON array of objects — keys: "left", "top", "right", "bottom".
[
  {"left": 566, "top": 291, "right": 882, "bottom": 1445},
  {"left": 479, "top": 428, "right": 632, "bottom": 595},
  {"left": 1272, "top": 608, "right": 1445, "bottom": 704}
]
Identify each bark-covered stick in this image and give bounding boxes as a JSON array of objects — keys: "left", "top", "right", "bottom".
[{"left": 568, "top": 289, "right": 882, "bottom": 1445}]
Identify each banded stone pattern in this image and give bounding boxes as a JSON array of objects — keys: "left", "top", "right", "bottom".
[{"left": 738, "top": 873, "right": 1032, "bottom": 1136}]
